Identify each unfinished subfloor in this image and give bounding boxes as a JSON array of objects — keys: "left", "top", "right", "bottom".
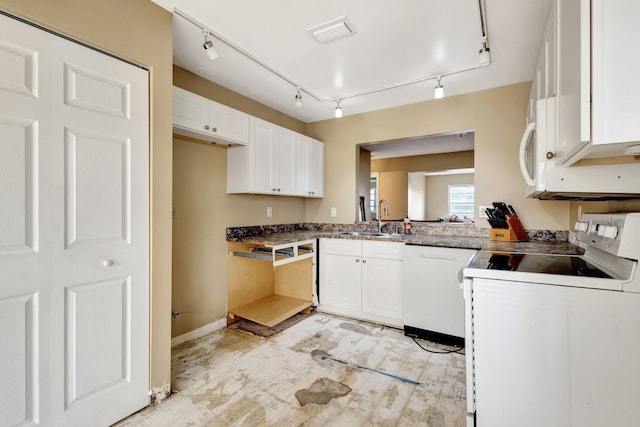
[{"left": 116, "top": 313, "right": 466, "bottom": 426}]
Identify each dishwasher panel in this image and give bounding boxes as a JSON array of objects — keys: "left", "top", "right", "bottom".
[{"left": 403, "top": 245, "right": 477, "bottom": 345}]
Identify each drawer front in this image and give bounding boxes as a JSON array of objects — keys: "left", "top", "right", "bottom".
[
  {"left": 321, "top": 238, "right": 361, "bottom": 256},
  {"left": 362, "top": 241, "right": 404, "bottom": 260}
]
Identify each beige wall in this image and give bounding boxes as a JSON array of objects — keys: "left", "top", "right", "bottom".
[
  {"left": 0, "top": 0, "right": 174, "bottom": 390},
  {"left": 306, "top": 83, "right": 570, "bottom": 230},
  {"left": 372, "top": 151, "right": 475, "bottom": 221},
  {"left": 172, "top": 67, "right": 307, "bottom": 337},
  {"left": 378, "top": 171, "right": 409, "bottom": 219},
  {"left": 425, "top": 173, "right": 475, "bottom": 219}
]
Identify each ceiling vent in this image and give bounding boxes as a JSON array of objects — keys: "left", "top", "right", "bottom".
[{"left": 307, "top": 17, "right": 356, "bottom": 44}]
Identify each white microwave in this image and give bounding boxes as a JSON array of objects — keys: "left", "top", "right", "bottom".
[{"left": 518, "top": 98, "right": 640, "bottom": 200}]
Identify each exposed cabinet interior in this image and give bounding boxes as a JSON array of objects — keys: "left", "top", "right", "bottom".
[{"left": 227, "top": 240, "right": 315, "bottom": 327}]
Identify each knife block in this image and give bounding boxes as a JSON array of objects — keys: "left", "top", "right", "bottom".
[
  {"left": 490, "top": 215, "right": 529, "bottom": 241},
  {"left": 490, "top": 227, "right": 518, "bottom": 241}
]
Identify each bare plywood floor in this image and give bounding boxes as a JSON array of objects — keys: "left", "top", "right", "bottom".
[{"left": 115, "top": 313, "right": 466, "bottom": 426}]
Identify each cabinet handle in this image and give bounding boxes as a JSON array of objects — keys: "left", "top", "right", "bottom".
[
  {"left": 212, "top": 127, "right": 217, "bottom": 132},
  {"left": 101, "top": 258, "right": 114, "bottom": 268},
  {"left": 362, "top": 259, "right": 367, "bottom": 264},
  {"left": 204, "top": 125, "right": 210, "bottom": 130},
  {"left": 277, "top": 188, "right": 281, "bottom": 192},
  {"left": 356, "top": 259, "right": 360, "bottom": 263}
]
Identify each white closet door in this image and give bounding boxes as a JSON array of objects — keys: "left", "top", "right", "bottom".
[
  {"left": 0, "top": 15, "right": 54, "bottom": 426},
  {"left": 0, "top": 13, "right": 149, "bottom": 427}
]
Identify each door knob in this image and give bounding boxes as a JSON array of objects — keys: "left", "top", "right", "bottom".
[
  {"left": 362, "top": 259, "right": 367, "bottom": 263},
  {"left": 212, "top": 127, "right": 217, "bottom": 132},
  {"left": 204, "top": 125, "right": 210, "bottom": 130},
  {"left": 101, "top": 259, "right": 114, "bottom": 267}
]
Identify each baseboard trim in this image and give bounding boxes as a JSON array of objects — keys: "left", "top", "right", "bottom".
[{"left": 171, "top": 317, "right": 227, "bottom": 347}]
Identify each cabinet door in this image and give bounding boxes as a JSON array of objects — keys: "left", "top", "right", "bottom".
[
  {"left": 295, "top": 135, "right": 310, "bottom": 196},
  {"left": 275, "top": 126, "right": 296, "bottom": 195},
  {"left": 544, "top": 1, "right": 557, "bottom": 98},
  {"left": 209, "top": 101, "right": 249, "bottom": 145},
  {"left": 320, "top": 253, "right": 362, "bottom": 311},
  {"left": 592, "top": 0, "right": 640, "bottom": 147},
  {"left": 308, "top": 138, "right": 324, "bottom": 197},
  {"left": 556, "top": 0, "right": 590, "bottom": 162},
  {"left": 172, "top": 86, "right": 208, "bottom": 133},
  {"left": 361, "top": 257, "right": 403, "bottom": 322},
  {"left": 249, "top": 117, "right": 276, "bottom": 193}
]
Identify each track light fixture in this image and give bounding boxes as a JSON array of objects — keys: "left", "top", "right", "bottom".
[
  {"left": 434, "top": 77, "right": 444, "bottom": 99},
  {"left": 202, "top": 30, "right": 218, "bottom": 60},
  {"left": 294, "top": 89, "right": 303, "bottom": 108},
  {"left": 479, "top": 39, "right": 491, "bottom": 66},
  {"left": 176, "top": 7, "right": 493, "bottom": 119},
  {"left": 334, "top": 100, "right": 343, "bottom": 118}
]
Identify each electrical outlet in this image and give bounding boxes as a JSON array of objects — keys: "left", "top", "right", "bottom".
[
  {"left": 266, "top": 206, "right": 272, "bottom": 217},
  {"left": 478, "top": 205, "right": 491, "bottom": 219},
  {"left": 330, "top": 207, "right": 337, "bottom": 217}
]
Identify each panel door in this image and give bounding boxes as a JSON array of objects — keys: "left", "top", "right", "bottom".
[
  {"left": 0, "top": 13, "right": 149, "bottom": 427},
  {"left": 361, "top": 257, "right": 403, "bottom": 323},
  {"left": 276, "top": 126, "right": 297, "bottom": 195},
  {"left": 295, "top": 135, "right": 310, "bottom": 196},
  {"left": 249, "top": 117, "right": 276, "bottom": 194},
  {"left": 0, "top": 15, "right": 54, "bottom": 426},
  {"left": 320, "top": 254, "right": 362, "bottom": 311},
  {"left": 592, "top": 0, "right": 640, "bottom": 146},
  {"left": 50, "top": 27, "right": 149, "bottom": 427},
  {"left": 209, "top": 100, "right": 249, "bottom": 144},
  {"left": 172, "top": 86, "right": 208, "bottom": 133},
  {"left": 308, "top": 138, "right": 324, "bottom": 197}
]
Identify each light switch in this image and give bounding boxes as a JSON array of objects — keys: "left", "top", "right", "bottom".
[
  {"left": 330, "top": 207, "right": 337, "bottom": 217},
  {"left": 266, "top": 206, "right": 272, "bottom": 217}
]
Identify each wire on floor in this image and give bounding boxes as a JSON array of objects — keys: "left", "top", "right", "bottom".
[{"left": 412, "top": 337, "right": 465, "bottom": 355}]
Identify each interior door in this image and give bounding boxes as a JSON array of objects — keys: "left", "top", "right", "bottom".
[{"left": 0, "top": 13, "right": 149, "bottom": 427}]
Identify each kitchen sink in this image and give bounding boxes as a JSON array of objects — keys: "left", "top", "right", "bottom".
[{"left": 339, "top": 231, "right": 399, "bottom": 237}]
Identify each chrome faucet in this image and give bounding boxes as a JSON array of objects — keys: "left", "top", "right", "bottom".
[{"left": 378, "top": 199, "right": 389, "bottom": 233}]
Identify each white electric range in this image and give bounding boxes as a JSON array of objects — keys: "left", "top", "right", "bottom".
[{"left": 462, "top": 212, "right": 640, "bottom": 427}]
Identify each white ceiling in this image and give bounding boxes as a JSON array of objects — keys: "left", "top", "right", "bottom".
[
  {"left": 362, "top": 131, "right": 475, "bottom": 159},
  {"left": 151, "top": 0, "right": 553, "bottom": 124}
]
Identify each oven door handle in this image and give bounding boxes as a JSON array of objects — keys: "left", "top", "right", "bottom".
[{"left": 519, "top": 121, "right": 537, "bottom": 187}]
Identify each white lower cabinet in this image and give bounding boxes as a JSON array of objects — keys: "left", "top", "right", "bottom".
[{"left": 319, "top": 238, "right": 403, "bottom": 327}]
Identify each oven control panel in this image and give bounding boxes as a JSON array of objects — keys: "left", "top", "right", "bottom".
[{"left": 576, "top": 212, "right": 640, "bottom": 260}]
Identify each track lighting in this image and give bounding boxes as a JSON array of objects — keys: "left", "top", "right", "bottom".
[
  {"left": 434, "top": 77, "right": 444, "bottom": 99},
  {"left": 479, "top": 41, "right": 491, "bottom": 66},
  {"left": 334, "top": 100, "right": 343, "bottom": 118},
  {"left": 202, "top": 31, "right": 218, "bottom": 60},
  {"left": 294, "top": 89, "right": 303, "bottom": 108}
]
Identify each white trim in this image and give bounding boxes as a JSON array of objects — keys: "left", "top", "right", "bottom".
[{"left": 171, "top": 317, "right": 227, "bottom": 347}]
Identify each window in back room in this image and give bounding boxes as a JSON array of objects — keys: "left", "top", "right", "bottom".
[{"left": 448, "top": 184, "right": 475, "bottom": 219}]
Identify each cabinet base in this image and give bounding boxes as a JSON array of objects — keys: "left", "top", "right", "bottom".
[{"left": 403, "top": 325, "right": 464, "bottom": 348}]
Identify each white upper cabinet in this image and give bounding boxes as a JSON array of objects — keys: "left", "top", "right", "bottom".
[
  {"left": 172, "top": 86, "right": 249, "bottom": 146},
  {"left": 556, "top": 0, "right": 640, "bottom": 164},
  {"left": 296, "top": 135, "right": 324, "bottom": 198},
  {"left": 591, "top": 0, "right": 640, "bottom": 152},
  {"left": 227, "top": 117, "right": 319, "bottom": 197}
]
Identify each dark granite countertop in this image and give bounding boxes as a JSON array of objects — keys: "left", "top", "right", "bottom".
[{"left": 226, "top": 225, "right": 583, "bottom": 256}]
